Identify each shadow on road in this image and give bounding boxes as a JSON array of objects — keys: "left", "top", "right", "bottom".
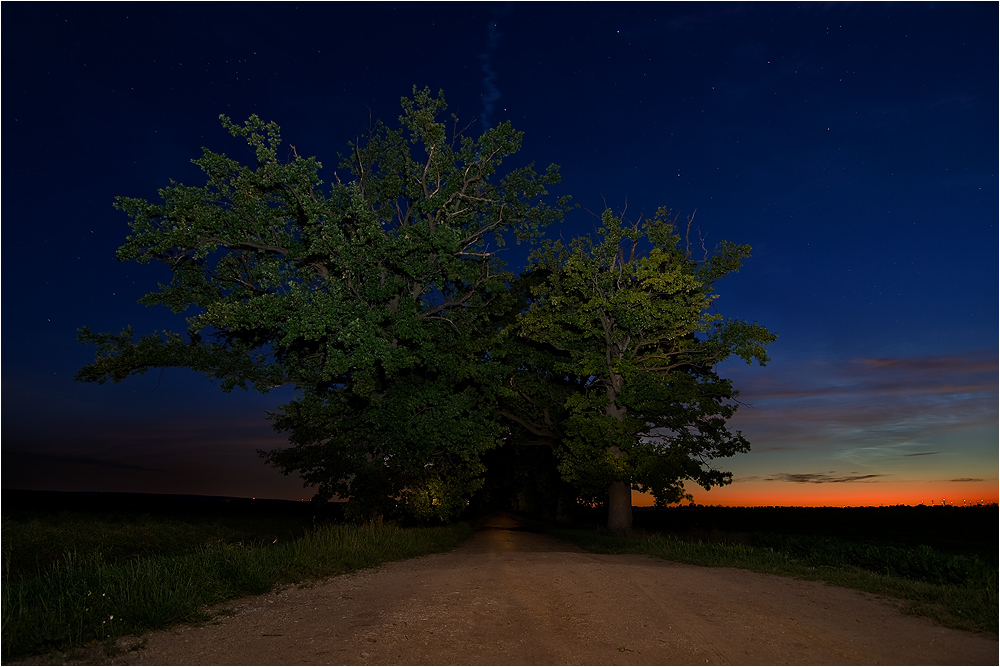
[{"left": 465, "top": 512, "right": 582, "bottom": 553}]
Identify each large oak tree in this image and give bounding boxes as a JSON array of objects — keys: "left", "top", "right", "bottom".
[{"left": 77, "top": 88, "right": 570, "bottom": 520}]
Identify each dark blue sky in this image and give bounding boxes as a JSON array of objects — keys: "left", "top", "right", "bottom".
[{"left": 3, "top": 2, "right": 996, "bottom": 504}]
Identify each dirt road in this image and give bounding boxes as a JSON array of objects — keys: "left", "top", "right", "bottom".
[{"left": 102, "top": 513, "right": 995, "bottom": 665}]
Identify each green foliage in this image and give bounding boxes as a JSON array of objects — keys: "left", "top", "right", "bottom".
[
  {"left": 77, "top": 88, "right": 570, "bottom": 518},
  {"left": 511, "top": 207, "right": 776, "bottom": 512}
]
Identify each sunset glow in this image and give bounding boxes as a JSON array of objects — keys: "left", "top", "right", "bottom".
[
  {"left": 636, "top": 480, "right": 999, "bottom": 508},
  {"left": 3, "top": 4, "right": 995, "bottom": 509}
]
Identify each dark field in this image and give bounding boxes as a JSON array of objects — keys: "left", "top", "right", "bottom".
[
  {"left": 630, "top": 503, "right": 998, "bottom": 559},
  {"left": 2, "top": 488, "right": 347, "bottom": 521},
  {"left": 5, "top": 489, "right": 996, "bottom": 572},
  {"left": 2, "top": 489, "right": 347, "bottom": 577}
]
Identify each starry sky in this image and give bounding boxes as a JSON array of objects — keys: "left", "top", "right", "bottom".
[{"left": 3, "top": 2, "right": 996, "bottom": 506}]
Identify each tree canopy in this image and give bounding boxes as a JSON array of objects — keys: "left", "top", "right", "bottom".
[
  {"left": 77, "top": 87, "right": 570, "bottom": 521},
  {"left": 77, "top": 88, "right": 773, "bottom": 529},
  {"left": 508, "top": 207, "right": 776, "bottom": 532}
]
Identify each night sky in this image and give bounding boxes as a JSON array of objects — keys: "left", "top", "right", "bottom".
[{"left": 3, "top": 2, "right": 996, "bottom": 506}]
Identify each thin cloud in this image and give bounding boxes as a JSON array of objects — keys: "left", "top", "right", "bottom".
[
  {"left": 947, "top": 478, "right": 985, "bottom": 483},
  {"left": 854, "top": 352, "right": 997, "bottom": 376},
  {"left": 766, "top": 472, "right": 887, "bottom": 484},
  {"left": 736, "top": 350, "right": 997, "bottom": 400},
  {"left": 723, "top": 350, "right": 997, "bottom": 452},
  {"left": 7, "top": 451, "right": 163, "bottom": 472}
]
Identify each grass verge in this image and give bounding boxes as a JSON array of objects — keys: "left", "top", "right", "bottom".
[
  {"left": 551, "top": 528, "right": 997, "bottom": 636},
  {"left": 2, "top": 520, "right": 472, "bottom": 662}
]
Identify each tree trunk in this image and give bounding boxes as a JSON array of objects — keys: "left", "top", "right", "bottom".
[
  {"left": 607, "top": 480, "right": 633, "bottom": 535},
  {"left": 603, "top": 376, "right": 632, "bottom": 534}
]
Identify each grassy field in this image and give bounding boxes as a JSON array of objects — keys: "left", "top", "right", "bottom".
[
  {"left": 1, "top": 492, "right": 472, "bottom": 662},
  {"left": 552, "top": 505, "right": 998, "bottom": 636}
]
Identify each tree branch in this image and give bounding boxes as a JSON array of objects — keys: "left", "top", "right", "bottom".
[{"left": 497, "top": 409, "right": 562, "bottom": 441}]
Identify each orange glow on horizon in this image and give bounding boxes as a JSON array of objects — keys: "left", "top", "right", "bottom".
[{"left": 633, "top": 479, "right": 999, "bottom": 507}]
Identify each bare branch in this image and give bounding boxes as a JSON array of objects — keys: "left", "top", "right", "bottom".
[
  {"left": 354, "top": 142, "right": 365, "bottom": 193},
  {"left": 423, "top": 314, "right": 460, "bottom": 333},
  {"left": 420, "top": 144, "right": 436, "bottom": 199},
  {"left": 345, "top": 272, "right": 367, "bottom": 303},
  {"left": 458, "top": 203, "right": 506, "bottom": 250},
  {"left": 228, "top": 238, "right": 291, "bottom": 256},
  {"left": 449, "top": 115, "right": 478, "bottom": 149},
  {"left": 685, "top": 211, "right": 693, "bottom": 259},
  {"left": 497, "top": 409, "right": 562, "bottom": 441},
  {"left": 420, "top": 287, "right": 477, "bottom": 318}
]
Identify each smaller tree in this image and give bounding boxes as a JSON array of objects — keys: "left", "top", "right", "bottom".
[{"left": 514, "top": 207, "right": 776, "bottom": 533}]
